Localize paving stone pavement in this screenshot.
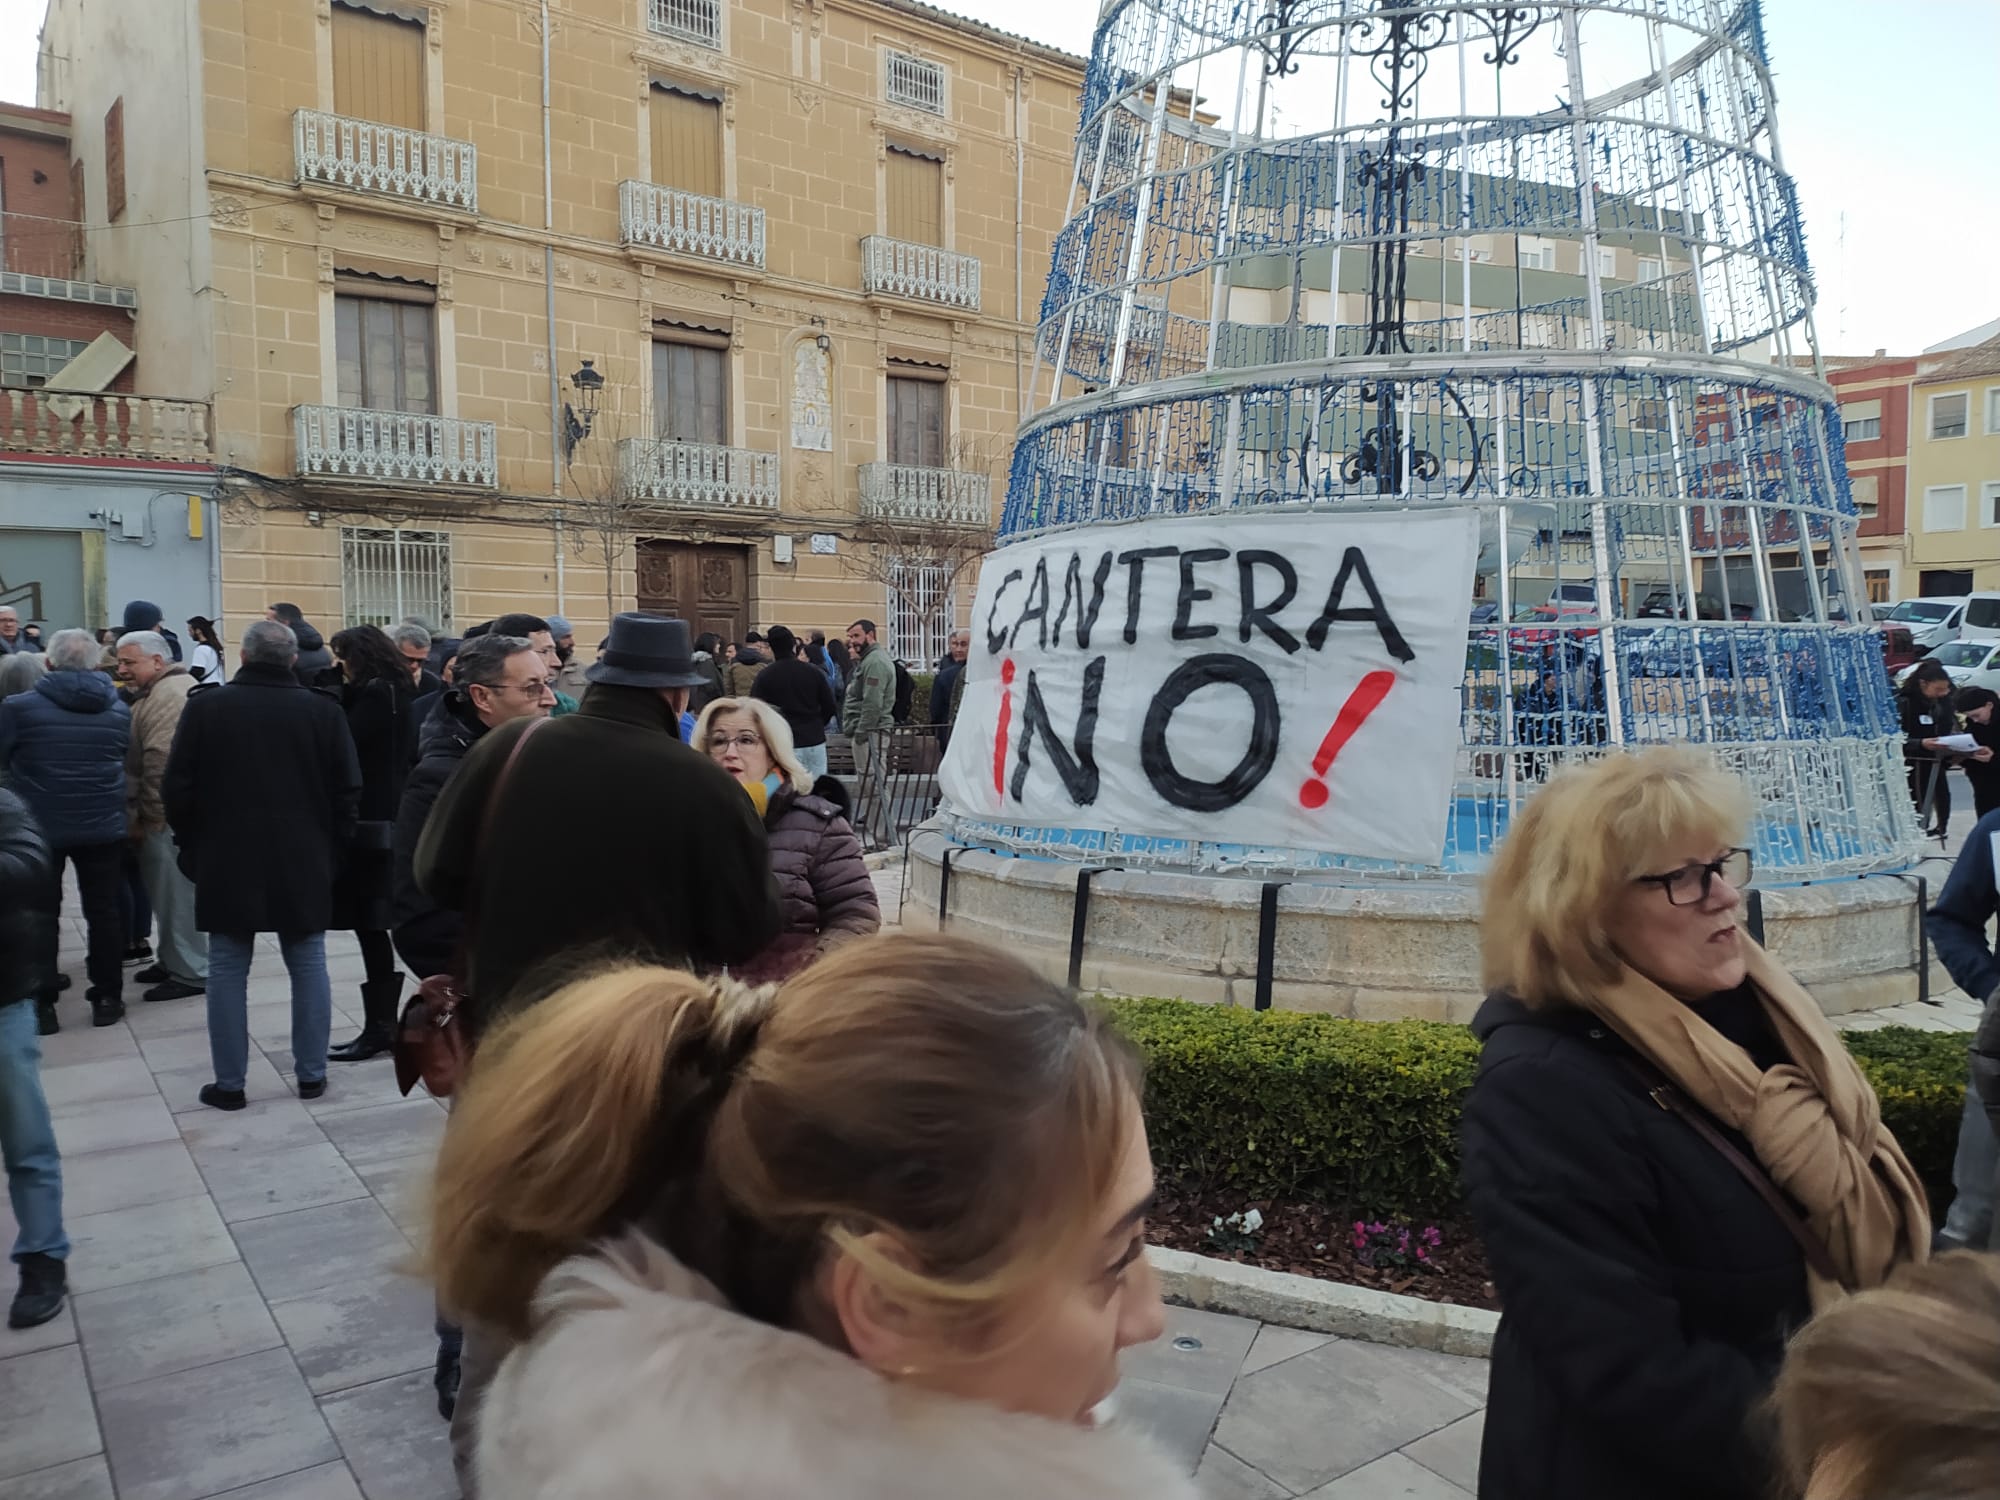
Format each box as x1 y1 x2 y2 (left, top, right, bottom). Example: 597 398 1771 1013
1 919 1487 1500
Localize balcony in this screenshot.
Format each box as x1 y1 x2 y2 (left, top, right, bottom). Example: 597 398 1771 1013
617 437 779 511
859 462 991 527
618 181 765 270
0 390 212 463
861 237 980 312
294 110 477 214
294 405 496 489
648 0 721 47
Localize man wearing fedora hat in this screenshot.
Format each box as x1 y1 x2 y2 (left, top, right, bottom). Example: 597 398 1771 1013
415 612 778 1041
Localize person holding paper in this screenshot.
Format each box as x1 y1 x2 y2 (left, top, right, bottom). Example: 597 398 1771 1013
1956 687 2000 822
1900 660 1988 842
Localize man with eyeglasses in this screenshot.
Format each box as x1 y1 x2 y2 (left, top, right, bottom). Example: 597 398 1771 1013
1925 810 2000 1251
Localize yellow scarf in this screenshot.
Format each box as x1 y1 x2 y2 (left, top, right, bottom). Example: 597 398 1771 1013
1584 942 1930 1306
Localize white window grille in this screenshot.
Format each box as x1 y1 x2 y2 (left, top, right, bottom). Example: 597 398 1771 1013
0 333 90 387
341 526 452 629
648 0 721 48
887 561 954 671
884 50 946 115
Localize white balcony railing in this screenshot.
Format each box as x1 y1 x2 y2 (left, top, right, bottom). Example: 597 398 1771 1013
861 236 980 312
294 110 477 212
0 390 212 463
294 405 497 488
859 462 991 527
617 437 780 510
618 181 765 269
648 0 721 47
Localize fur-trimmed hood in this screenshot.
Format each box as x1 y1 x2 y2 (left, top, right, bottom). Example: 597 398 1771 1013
476 1235 1199 1500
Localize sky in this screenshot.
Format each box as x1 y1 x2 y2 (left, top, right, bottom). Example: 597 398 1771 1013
0 0 1991 356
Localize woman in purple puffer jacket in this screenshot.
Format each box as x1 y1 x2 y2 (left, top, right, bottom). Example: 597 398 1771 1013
694 697 879 983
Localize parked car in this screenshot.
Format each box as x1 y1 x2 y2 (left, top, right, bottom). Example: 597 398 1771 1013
1884 596 1967 654
1893 637 2000 691
1878 624 1920 677
1956 593 2000 643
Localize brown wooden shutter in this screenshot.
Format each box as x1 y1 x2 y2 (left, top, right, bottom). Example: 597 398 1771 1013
652 86 722 199
885 147 942 245
887 373 946 467
332 2 426 130
653 338 728 445
103 97 126 223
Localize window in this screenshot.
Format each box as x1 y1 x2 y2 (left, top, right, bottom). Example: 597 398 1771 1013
1631 397 1669 431
651 84 722 199
1864 568 1892 605
884 50 946 115
1517 237 1556 272
887 367 946 468
1849 473 1878 518
1923 484 1968 532
1583 245 1615 279
1987 387 2000 435
332 0 425 130
648 0 720 49
885 145 943 245
652 332 728 446
335 278 437 413
1841 398 1882 443
0 333 89 386
103 96 126 223
1985 481 2000 529
1930 392 1969 440
1636 255 1664 283
341 526 451 629
887 560 953 669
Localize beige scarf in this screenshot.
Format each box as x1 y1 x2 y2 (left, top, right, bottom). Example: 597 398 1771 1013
1585 942 1930 1306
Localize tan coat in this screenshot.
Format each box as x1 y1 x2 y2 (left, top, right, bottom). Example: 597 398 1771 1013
126 667 197 835
476 1234 1198 1500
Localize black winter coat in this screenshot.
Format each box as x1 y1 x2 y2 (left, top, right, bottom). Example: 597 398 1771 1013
415 684 780 1034
1899 686 1956 765
1461 992 1809 1500
390 690 489 979
750 657 837 749
331 675 416 932
0 786 54 1007
163 663 362 935
734 783 879 984
0 671 131 848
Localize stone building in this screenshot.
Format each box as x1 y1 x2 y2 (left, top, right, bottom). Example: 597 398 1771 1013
36 0 1086 657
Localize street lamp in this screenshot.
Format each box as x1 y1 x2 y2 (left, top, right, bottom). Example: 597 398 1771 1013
562 358 605 461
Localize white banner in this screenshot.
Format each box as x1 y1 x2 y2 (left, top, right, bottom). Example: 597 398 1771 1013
938 509 1480 864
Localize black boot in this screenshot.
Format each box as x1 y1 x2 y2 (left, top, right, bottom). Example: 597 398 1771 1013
86 987 125 1028
35 997 58 1036
9 1252 67 1330
329 973 404 1063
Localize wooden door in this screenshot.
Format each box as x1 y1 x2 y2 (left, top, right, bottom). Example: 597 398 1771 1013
635 540 747 646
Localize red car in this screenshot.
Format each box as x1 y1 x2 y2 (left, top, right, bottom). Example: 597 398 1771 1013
1879 624 1918 676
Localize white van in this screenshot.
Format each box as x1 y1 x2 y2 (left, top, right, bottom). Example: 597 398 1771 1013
1956 593 2000 643
1884 596 1967 653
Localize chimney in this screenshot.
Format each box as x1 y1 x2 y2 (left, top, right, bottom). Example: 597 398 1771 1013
1875 347 1886 357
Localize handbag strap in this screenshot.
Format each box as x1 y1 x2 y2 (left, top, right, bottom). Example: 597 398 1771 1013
1614 1052 1844 1286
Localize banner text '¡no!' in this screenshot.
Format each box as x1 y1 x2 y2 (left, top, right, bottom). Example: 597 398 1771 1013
984 543 1417 815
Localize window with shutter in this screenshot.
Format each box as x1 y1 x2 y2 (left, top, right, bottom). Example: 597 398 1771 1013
653 335 729 445
885 147 943 245
887 372 946 468
651 86 722 199
335 280 437 414
332 1 426 130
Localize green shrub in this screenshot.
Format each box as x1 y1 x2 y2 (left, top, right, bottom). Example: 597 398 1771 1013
1110 997 1970 1217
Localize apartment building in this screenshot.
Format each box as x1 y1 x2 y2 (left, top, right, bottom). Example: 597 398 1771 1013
1906 335 2000 595
37 0 1085 657
1824 353 1916 603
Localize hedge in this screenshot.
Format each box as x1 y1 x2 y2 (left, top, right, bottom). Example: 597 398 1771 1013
1109 998 1970 1217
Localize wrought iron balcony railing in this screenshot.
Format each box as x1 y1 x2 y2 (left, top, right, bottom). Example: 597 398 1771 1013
648 0 721 47
294 405 497 488
0 390 212 463
617 437 780 510
618 181 765 269
859 461 991 527
860 236 980 312
294 110 477 213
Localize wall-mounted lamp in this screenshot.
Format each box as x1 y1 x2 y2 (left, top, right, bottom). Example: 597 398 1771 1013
815 333 830 353
562 358 605 461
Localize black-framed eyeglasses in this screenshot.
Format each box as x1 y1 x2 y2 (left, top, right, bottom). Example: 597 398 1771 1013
1635 848 1752 907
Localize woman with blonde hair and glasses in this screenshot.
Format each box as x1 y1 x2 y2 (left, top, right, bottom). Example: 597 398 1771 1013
695 695 878 983
1462 747 1930 1500
429 934 1185 1499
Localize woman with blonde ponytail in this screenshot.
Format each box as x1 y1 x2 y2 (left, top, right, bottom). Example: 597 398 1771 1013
429 932 1187 1500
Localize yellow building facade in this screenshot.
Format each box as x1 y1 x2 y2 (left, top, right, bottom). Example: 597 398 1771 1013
40 0 1086 657
1905 338 2000 593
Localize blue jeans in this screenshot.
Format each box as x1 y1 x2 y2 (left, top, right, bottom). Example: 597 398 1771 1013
0 1000 66 1262
1942 1083 1997 1247
207 932 331 1092
795 742 828 779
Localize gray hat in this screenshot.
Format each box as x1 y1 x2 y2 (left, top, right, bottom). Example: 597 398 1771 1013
585 613 708 690
546 614 573 638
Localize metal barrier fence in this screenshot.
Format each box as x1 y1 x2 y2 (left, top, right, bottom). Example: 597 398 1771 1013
828 722 951 852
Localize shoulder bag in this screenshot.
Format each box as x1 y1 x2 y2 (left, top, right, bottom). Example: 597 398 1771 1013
393 716 549 1099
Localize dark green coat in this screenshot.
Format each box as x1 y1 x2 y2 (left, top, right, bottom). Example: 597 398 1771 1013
414 683 780 1035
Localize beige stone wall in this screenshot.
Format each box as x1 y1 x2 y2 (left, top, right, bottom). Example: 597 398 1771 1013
154 0 1090 636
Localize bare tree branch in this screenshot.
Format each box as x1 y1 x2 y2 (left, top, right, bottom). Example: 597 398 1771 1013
840 432 998 660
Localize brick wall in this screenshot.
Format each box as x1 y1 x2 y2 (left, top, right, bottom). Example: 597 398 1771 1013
0 112 82 279
0 292 138 391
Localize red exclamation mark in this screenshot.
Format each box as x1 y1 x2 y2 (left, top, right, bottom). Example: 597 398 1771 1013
1299 670 1396 810
993 658 1016 797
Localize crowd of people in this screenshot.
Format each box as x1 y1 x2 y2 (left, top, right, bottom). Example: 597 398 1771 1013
5 608 1999 1496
